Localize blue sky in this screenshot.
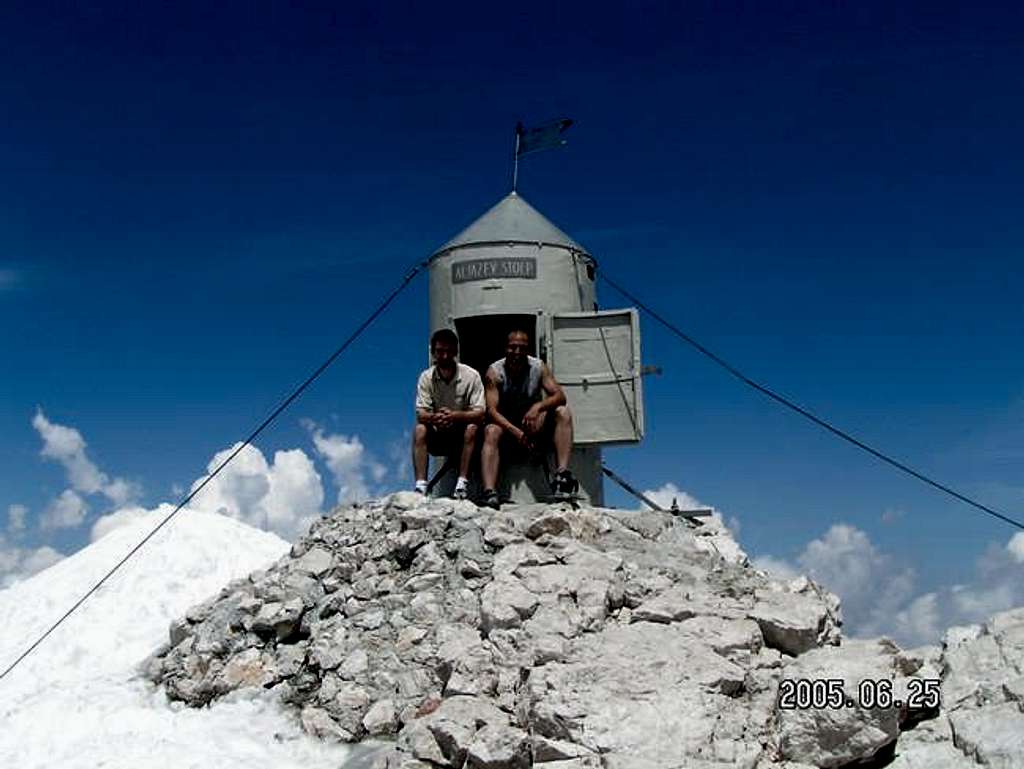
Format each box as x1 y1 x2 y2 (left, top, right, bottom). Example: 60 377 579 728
2 2 1023 644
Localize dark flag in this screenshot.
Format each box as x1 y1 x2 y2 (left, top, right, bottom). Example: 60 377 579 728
516 118 574 156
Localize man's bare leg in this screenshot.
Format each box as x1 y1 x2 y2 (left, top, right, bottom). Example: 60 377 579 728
459 423 479 480
481 423 503 490
412 423 429 483
552 405 574 472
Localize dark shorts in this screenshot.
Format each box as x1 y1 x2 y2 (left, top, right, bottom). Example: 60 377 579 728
496 408 557 458
426 424 469 457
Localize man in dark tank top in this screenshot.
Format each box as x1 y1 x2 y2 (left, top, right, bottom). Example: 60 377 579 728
480 328 577 508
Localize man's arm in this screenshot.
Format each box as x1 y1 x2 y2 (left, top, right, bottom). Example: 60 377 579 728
485 368 519 433
536 363 567 411
522 363 567 432
415 371 436 425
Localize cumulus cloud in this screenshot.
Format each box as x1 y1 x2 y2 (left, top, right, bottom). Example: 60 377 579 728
186 443 324 540
640 482 740 535
7 504 27 533
389 432 412 489
91 444 326 543
1008 532 1024 563
755 524 917 640
306 421 386 504
889 593 941 645
32 409 140 507
750 554 800 582
40 489 89 530
798 525 916 638
641 482 704 512
755 523 1024 647
0 535 65 589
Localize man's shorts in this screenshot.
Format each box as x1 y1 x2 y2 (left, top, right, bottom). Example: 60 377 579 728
426 424 469 457
497 408 557 459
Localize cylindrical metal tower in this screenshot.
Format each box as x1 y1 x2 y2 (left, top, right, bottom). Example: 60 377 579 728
428 192 644 504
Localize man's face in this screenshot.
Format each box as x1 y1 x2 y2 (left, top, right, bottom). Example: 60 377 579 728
505 331 529 371
432 340 457 372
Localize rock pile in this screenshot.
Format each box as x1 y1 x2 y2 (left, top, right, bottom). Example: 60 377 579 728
144 494 1024 768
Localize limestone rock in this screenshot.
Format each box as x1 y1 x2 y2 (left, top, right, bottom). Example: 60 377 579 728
251 597 304 642
775 639 900 767
465 723 531 768
294 546 335 576
749 588 832 656
145 494 1024 769
480 576 539 633
363 698 399 736
525 512 571 540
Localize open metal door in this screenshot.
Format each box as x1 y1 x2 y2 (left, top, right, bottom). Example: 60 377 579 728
546 309 644 445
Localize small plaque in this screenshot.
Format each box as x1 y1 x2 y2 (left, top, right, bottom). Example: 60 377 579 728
452 257 537 284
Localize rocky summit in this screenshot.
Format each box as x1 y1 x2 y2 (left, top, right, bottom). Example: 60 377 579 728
144 494 1024 768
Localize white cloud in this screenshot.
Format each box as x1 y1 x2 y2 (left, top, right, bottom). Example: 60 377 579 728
306 421 385 505
797 524 917 639
752 554 801 582
640 481 740 537
389 432 412 489
32 409 140 506
260 449 326 534
754 522 1024 647
641 482 704 513
881 508 906 524
186 443 324 540
1008 532 1024 563
0 534 65 588
889 592 941 645
41 490 89 530
91 446 326 543
7 504 27 533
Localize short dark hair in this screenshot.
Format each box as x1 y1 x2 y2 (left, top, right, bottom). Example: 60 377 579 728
431 328 459 351
507 327 530 343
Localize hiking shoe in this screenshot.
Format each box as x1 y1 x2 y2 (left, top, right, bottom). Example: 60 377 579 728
452 486 469 501
551 470 579 496
481 489 501 510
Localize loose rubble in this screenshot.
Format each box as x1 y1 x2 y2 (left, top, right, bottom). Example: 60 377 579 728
145 494 1024 768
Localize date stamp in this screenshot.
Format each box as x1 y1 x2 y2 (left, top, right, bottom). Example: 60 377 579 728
778 678 941 710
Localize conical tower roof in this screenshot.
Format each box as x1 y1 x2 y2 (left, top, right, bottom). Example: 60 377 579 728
432 192 588 257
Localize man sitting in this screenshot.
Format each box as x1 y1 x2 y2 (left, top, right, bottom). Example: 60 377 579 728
480 328 578 509
412 329 484 500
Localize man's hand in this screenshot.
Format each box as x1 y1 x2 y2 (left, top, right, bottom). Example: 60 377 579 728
522 403 544 433
512 426 533 449
434 408 454 430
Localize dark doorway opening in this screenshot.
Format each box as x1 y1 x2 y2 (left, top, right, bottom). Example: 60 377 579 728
454 313 538 379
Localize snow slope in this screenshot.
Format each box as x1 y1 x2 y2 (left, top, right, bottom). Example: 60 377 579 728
0 508 354 768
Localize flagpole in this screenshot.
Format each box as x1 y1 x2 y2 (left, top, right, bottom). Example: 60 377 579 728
512 123 522 192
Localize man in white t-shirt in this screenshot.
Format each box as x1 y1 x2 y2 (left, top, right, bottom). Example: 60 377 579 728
412 328 485 499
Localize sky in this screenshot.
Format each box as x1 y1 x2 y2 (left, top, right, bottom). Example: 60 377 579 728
2 1 1024 646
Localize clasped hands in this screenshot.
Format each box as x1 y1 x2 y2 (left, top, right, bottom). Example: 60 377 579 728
430 407 457 430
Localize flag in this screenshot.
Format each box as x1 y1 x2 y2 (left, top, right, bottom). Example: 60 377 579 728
516 118 573 156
